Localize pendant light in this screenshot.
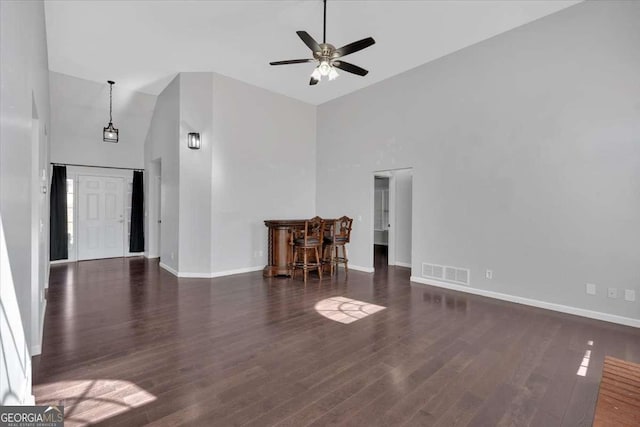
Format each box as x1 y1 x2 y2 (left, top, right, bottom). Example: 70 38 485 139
103 80 119 143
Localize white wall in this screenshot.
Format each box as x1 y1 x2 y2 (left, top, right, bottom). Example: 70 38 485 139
144 72 316 277
317 1 640 321
50 71 155 169
145 76 180 272
178 73 213 275
210 73 316 274
0 0 50 404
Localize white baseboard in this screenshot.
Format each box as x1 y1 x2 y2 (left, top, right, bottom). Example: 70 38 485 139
410 276 640 329
349 264 375 273
159 262 179 276
210 266 263 278
30 299 47 357
177 271 215 278
49 259 73 265
144 253 159 259
52 253 145 264
395 261 411 268
15 373 34 406
159 263 263 279
30 345 41 356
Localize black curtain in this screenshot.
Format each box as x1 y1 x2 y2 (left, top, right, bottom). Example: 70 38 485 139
129 171 145 252
50 165 68 260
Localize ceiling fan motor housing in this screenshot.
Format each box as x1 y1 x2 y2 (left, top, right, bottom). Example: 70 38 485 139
313 44 337 62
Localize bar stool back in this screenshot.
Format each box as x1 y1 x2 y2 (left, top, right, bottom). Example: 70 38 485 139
324 216 353 275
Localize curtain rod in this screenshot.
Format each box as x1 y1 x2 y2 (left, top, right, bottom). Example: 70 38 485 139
51 162 144 172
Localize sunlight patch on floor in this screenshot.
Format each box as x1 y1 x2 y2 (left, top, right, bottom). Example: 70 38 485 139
314 296 386 324
34 379 156 426
577 340 594 376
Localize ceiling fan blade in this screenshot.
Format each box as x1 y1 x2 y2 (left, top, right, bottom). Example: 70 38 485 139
309 76 319 86
334 37 375 57
333 61 368 76
297 31 321 53
269 59 314 66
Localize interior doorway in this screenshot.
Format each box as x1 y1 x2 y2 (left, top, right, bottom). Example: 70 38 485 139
374 176 390 268
372 169 413 270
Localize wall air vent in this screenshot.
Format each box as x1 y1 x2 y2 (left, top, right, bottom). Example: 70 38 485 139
422 262 470 286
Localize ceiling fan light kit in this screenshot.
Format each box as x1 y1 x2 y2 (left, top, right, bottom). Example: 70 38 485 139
269 0 375 86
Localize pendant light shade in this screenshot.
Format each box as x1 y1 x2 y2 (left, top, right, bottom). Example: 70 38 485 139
103 80 119 143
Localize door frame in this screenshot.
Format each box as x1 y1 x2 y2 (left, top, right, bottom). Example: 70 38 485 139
145 158 162 260
373 173 394 265
53 166 139 263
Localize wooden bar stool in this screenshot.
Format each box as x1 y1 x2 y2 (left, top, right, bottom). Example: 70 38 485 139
290 216 324 283
323 216 353 276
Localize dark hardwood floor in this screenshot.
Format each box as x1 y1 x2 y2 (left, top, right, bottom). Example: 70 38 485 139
34 257 640 426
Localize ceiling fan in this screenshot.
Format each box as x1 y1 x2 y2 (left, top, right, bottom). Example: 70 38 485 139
269 0 375 85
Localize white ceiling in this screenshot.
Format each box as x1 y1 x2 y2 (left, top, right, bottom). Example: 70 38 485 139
44 0 580 105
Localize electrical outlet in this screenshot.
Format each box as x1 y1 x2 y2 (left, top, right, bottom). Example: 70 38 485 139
624 289 636 302
485 269 493 280
586 283 596 295
171 252 175 260
258 250 263 257
607 287 617 299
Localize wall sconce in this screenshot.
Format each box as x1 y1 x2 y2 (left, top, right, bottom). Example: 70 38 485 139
187 132 201 150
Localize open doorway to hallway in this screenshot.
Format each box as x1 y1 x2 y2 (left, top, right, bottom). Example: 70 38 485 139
372 169 412 271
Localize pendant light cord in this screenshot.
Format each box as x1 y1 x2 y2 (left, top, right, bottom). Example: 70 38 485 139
109 82 113 124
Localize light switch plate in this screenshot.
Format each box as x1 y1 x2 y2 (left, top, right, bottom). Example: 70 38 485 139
586 283 596 295
485 269 493 280
607 287 617 298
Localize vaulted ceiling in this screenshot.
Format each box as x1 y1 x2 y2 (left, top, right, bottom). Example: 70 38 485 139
44 0 580 105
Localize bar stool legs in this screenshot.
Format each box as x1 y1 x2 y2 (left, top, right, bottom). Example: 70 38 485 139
292 246 323 283
322 242 349 277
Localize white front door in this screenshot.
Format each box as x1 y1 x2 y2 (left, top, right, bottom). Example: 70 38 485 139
78 175 125 260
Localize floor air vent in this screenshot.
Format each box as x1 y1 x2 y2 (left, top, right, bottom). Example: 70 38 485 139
422 262 470 286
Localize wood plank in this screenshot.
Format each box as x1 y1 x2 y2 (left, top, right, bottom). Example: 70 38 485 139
593 356 640 427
